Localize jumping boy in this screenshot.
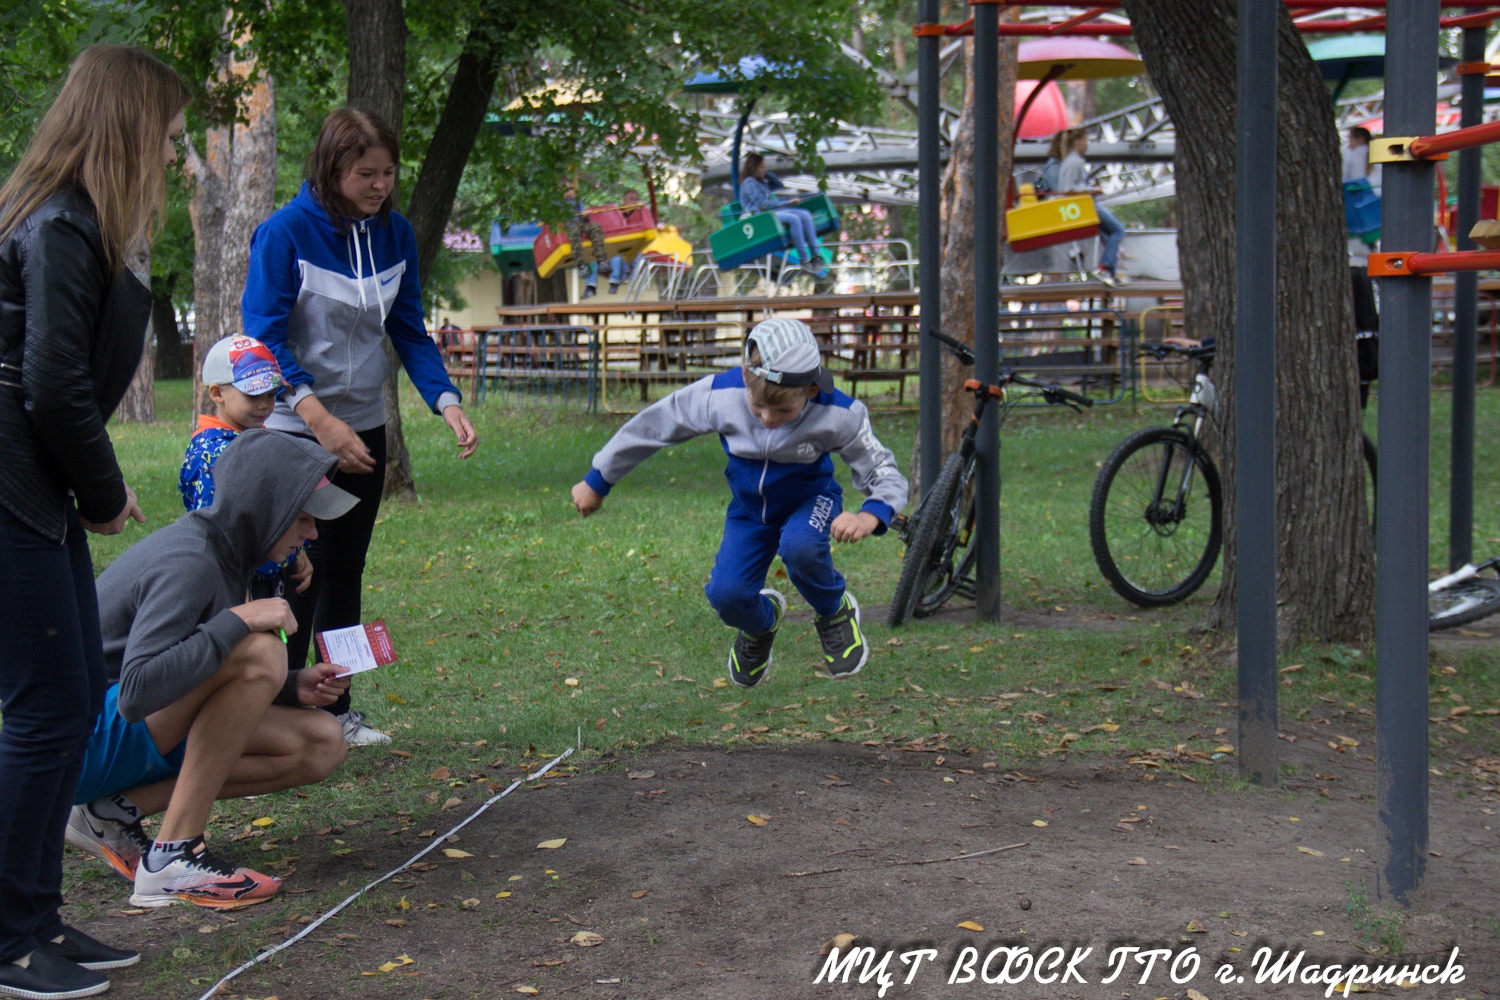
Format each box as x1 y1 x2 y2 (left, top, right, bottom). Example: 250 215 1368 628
181 334 311 600
571 318 907 685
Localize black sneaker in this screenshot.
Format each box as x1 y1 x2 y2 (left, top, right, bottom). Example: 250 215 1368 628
49 927 138 971
728 589 786 688
0 944 109 999
581 286 597 299
608 282 620 294
815 592 868 679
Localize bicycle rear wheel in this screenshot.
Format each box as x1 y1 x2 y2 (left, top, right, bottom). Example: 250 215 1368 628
1429 576 1500 631
1089 425 1222 607
887 452 969 627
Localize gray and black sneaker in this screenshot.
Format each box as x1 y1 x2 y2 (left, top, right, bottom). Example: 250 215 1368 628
815 592 868 679
728 589 786 688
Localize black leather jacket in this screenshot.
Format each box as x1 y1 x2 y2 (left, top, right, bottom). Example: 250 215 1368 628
0 189 151 543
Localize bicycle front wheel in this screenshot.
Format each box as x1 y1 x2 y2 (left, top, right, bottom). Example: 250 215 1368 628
1429 576 1500 631
1089 425 1222 607
887 452 969 627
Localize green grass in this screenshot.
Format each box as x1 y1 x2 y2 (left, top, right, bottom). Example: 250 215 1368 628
77 377 1500 991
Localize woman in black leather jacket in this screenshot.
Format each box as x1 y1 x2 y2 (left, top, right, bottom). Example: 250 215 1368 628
0 45 189 998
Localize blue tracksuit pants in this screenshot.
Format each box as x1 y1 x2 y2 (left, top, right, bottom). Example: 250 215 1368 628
705 491 847 634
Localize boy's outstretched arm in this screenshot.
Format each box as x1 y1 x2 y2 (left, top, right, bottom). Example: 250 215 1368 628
576 375 716 510
835 401 911 539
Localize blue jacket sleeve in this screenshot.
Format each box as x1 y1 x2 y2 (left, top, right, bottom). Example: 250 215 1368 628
241 218 314 389
178 431 230 512
740 177 773 215
385 215 462 414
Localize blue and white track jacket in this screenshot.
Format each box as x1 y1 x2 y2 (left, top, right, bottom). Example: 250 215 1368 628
584 368 909 530
242 183 460 435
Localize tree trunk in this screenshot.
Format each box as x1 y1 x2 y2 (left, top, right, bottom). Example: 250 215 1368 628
187 47 277 419
346 0 418 501
1123 0 1375 644
116 243 155 423
405 12 507 288
908 26 1018 487
152 278 189 380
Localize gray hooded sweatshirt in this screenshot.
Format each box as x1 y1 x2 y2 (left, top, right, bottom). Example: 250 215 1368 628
96 430 339 723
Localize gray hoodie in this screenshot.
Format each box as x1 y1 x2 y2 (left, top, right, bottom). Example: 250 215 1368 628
96 430 338 722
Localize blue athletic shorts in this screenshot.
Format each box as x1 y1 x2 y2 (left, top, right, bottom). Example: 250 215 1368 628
73 684 186 805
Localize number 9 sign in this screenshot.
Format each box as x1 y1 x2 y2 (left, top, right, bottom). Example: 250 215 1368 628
742 223 755 238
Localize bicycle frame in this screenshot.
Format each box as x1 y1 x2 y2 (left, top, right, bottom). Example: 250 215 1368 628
1147 347 1217 527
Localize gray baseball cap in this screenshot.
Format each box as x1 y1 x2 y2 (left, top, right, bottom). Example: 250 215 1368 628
302 476 360 520
744 317 833 393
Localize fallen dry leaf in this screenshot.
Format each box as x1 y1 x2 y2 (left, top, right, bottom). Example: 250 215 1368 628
570 931 604 947
712 677 728 688
631 890 648 899
1127 857 1148 865
442 849 473 859
377 954 414 973
385 919 405 927
956 920 984 932
251 817 274 828
746 814 769 827
496 892 512 898
1297 846 1326 857
441 796 463 810
821 932 858 954
461 898 480 909
515 988 539 995
718 701 748 713
1187 990 1211 1000
536 838 567 850
389 749 414 759
1031 820 1048 827
427 767 450 781
626 771 655 780
1185 919 1206 933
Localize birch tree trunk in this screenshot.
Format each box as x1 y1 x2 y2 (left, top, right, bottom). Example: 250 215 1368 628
186 47 277 419
1122 0 1375 644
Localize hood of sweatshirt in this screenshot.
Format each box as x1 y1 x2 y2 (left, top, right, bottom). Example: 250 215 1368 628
196 428 339 575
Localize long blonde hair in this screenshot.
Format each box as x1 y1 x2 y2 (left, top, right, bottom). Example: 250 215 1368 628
0 44 191 273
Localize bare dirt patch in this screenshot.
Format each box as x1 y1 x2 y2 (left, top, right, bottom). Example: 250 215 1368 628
73 741 1499 999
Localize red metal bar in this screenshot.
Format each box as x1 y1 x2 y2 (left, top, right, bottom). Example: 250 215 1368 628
1444 8 1500 27
1048 5 1113 31
996 22 1132 34
1409 119 1500 159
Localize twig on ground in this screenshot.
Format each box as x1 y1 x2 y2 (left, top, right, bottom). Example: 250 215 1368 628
885 842 1028 866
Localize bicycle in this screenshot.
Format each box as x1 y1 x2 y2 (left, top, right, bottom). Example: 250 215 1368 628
887 329 1093 627
1429 506 1500 630
1088 341 1377 608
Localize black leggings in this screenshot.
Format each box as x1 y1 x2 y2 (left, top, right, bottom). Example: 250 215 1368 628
287 425 387 716
0 504 105 960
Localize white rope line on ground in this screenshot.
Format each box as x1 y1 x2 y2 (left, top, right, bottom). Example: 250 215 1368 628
192 745 576 1000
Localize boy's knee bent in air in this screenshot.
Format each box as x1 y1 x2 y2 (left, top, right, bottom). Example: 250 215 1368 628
227 631 289 690
704 575 773 632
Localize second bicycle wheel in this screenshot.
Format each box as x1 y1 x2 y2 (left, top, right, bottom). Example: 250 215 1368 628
1429 576 1500 631
1089 425 1223 607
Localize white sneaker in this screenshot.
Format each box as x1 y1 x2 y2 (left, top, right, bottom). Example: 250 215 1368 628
130 837 280 909
338 710 391 746
66 801 151 882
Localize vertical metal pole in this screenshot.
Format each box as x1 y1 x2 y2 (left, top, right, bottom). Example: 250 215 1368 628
1235 0 1278 786
1450 26 1484 571
972 0 1001 620
918 0 944 495
1377 0 1438 904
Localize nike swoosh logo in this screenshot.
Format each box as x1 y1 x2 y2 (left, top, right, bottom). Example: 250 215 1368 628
380 274 397 286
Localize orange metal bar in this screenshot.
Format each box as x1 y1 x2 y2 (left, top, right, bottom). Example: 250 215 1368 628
1370 249 1500 276
1456 60 1494 74
1048 5 1112 31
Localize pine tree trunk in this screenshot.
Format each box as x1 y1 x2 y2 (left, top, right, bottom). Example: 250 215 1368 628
187 47 276 419
346 0 418 502
153 280 189 380
908 27 1017 487
116 244 155 423
1123 0 1375 644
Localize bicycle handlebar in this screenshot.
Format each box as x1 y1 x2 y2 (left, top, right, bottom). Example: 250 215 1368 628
1140 341 1216 363
927 329 1093 408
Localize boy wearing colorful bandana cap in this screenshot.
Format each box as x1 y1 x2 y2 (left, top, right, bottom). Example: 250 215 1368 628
180 335 310 600
571 317 908 686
